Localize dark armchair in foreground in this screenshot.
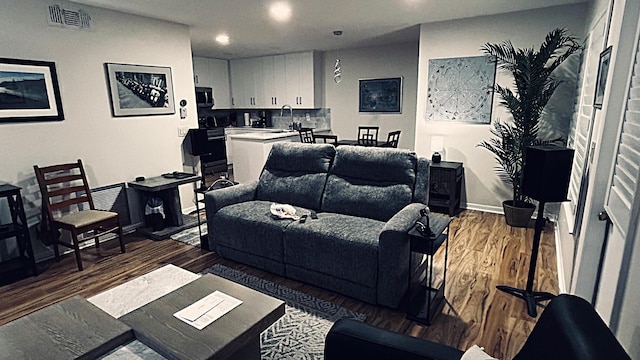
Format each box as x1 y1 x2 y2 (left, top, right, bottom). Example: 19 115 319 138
325 294 631 360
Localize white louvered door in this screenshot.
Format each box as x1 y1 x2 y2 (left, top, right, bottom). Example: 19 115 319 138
605 36 640 236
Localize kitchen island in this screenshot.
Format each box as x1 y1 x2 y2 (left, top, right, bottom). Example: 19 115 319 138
228 128 330 183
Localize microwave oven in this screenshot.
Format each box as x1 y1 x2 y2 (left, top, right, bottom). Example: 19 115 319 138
195 87 213 107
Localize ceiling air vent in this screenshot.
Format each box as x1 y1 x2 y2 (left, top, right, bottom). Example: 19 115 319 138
47 4 92 29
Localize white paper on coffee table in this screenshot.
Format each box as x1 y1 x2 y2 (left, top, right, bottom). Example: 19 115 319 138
173 290 243 330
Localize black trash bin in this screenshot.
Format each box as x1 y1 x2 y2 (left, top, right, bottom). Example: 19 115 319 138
145 197 165 231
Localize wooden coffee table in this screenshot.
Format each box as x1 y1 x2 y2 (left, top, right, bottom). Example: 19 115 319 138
119 273 285 360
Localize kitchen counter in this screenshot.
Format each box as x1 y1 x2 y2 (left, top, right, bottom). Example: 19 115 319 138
228 128 331 183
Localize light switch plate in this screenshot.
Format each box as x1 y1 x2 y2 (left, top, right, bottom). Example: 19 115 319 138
178 126 189 137
180 107 187 119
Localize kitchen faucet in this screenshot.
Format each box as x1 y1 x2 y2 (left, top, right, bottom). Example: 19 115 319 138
281 104 294 130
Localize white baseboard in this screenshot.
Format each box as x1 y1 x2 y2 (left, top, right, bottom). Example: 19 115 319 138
464 203 504 214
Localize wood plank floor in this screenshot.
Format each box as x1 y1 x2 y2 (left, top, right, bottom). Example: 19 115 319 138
0 209 557 359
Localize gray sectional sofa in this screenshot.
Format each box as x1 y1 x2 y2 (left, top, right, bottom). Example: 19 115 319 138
205 142 430 308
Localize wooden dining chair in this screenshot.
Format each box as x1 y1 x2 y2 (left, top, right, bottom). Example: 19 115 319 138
298 128 315 143
314 134 338 145
379 130 401 148
357 126 379 146
33 159 125 271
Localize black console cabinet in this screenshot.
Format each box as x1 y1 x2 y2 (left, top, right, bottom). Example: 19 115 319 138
429 161 463 216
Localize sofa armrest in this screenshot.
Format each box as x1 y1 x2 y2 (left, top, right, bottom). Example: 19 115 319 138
325 319 463 360
204 181 258 215
377 202 426 308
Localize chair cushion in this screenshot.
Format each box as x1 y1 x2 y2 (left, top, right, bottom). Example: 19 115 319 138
321 146 417 221
256 143 335 210
56 210 118 228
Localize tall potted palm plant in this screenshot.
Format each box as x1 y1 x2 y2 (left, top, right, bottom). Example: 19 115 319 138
479 28 581 227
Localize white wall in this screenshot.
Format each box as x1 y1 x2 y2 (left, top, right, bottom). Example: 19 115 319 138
0 0 198 258
322 43 419 150
415 4 587 212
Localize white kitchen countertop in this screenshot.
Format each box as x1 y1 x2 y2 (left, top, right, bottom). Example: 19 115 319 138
227 127 331 141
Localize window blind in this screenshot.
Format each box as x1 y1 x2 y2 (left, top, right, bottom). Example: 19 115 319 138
567 31 602 231
606 36 640 235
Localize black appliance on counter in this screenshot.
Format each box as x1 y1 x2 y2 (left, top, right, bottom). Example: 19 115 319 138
254 110 272 128
187 128 227 186
198 115 231 128
195 87 213 107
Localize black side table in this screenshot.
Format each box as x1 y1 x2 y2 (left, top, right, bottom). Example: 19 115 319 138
406 212 451 325
429 161 463 216
0 184 37 277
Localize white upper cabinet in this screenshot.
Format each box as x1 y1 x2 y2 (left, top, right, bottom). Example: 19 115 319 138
284 52 323 108
230 51 322 109
192 57 232 108
208 59 231 109
262 55 286 108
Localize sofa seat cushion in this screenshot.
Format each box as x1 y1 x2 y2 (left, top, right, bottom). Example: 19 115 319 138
212 200 310 262
256 143 335 210
322 146 418 222
283 212 385 288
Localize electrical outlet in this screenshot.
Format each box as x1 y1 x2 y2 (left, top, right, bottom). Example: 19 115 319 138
178 126 189 137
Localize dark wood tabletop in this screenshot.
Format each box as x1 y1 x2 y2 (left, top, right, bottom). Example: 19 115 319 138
119 274 285 360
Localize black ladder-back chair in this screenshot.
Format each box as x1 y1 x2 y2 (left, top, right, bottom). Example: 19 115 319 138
33 159 126 271
379 130 401 148
298 128 315 143
357 126 379 146
314 134 339 145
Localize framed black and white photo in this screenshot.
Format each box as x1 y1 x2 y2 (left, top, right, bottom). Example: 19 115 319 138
0 58 64 122
106 63 175 117
594 46 613 109
359 77 402 113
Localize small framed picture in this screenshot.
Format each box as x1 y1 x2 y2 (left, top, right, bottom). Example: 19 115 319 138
359 77 402 113
594 46 613 109
106 63 175 117
0 58 64 122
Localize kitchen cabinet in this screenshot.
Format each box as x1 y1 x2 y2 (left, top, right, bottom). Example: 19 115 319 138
192 57 232 108
230 58 262 108
229 51 323 109
284 52 322 108
262 55 286 107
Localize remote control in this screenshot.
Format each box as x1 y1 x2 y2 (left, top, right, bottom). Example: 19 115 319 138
299 215 308 223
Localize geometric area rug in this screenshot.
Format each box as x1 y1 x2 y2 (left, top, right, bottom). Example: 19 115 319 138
202 264 366 360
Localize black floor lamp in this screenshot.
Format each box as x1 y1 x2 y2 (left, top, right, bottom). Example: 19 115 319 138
497 145 574 317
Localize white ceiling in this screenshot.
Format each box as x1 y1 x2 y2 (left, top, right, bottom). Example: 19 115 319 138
69 0 587 59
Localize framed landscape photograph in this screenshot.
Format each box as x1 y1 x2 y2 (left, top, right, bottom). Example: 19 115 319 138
106 63 175 117
0 58 64 122
359 77 402 113
594 46 613 109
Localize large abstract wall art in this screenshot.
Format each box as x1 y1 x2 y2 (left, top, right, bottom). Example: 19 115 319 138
426 55 496 124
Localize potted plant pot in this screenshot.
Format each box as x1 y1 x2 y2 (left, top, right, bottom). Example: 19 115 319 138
502 200 536 227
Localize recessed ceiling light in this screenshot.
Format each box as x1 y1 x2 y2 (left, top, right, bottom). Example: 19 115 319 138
215 34 230 45
269 1 292 23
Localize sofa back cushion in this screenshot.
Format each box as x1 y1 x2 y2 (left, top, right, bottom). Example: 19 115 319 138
321 146 418 221
256 142 335 210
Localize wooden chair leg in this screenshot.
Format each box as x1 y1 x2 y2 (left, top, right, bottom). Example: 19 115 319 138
94 229 100 249
52 235 60 261
71 230 83 271
118 228 126 254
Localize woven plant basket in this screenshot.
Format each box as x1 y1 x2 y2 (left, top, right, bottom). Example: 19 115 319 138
502 200 536 228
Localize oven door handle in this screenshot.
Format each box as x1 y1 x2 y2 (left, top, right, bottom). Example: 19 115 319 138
208 136 225 141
